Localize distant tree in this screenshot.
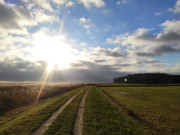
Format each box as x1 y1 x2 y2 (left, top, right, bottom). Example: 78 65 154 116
113 73 180 84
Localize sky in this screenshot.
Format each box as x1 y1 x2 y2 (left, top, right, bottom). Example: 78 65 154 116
0 0 180 83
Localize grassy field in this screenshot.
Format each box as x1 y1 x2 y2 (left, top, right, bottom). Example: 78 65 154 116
83 86 155 135
100 86 180 135
0 84 179 135
0 87 84 135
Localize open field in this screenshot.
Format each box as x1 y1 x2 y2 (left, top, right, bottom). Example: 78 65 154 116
100 85 180 135
84 86 145 135
0 84 179 135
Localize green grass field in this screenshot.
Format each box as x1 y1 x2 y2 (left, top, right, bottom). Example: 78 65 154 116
83 86 153 135
0 85 179 135
100 86 180 135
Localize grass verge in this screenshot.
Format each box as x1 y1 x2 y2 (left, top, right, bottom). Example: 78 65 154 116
0 87 84 135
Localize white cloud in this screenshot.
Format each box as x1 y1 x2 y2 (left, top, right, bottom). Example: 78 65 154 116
52 0 67 5
106 33 129 44
80 42 87 45
161 20 180 33
83 24 91 29
0 27 173 81
173 0 180 13
76 46 169 74
0 25 79 63
33 0 53 12
79 17 90 23
22 0 73 10
91 36 94 39
32 9 59 23
122 0 127 4
155 12 161 16
79 46 125 64
108 20 180 47
83 24 95 29
21 0 61 24
0 0 4 4
106 20 180 57
22 0 61 12
0 0 177 82
116 0 127 5
78 0 105 8
117 1 120 5
103 9 112 14
0 2 37 34
79 17 94 31
0 32 29 60
66 1 74 7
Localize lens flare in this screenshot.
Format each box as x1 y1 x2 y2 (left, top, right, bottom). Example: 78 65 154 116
34 69 49 106
34 10 69 106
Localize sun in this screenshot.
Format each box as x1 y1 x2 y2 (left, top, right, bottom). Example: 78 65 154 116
46 63 54 73
33 35 76 72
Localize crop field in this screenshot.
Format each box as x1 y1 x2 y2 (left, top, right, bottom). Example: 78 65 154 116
0 84 179 135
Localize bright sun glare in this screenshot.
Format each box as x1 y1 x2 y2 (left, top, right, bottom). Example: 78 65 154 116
33 35 76 72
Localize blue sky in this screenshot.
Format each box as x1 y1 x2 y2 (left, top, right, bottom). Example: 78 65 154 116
0 0 180 82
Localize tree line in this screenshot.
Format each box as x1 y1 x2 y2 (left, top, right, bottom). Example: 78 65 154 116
113 73 180 84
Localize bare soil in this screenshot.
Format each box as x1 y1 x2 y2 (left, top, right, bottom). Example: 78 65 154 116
74 88 89 135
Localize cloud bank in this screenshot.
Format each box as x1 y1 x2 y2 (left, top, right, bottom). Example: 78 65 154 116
0 0 179 83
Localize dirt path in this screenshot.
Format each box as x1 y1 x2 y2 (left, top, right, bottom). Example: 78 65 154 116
31 90 83 135
74 88 89 135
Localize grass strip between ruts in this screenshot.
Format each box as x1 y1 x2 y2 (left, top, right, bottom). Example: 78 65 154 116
44 88 87 135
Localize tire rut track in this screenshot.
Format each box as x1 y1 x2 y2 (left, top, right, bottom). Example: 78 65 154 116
31 89 83 135
74 87 89 135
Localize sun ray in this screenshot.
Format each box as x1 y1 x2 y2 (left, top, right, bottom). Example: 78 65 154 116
34 69 49 106
34 10 70 105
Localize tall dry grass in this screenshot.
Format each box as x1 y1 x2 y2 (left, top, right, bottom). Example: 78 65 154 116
0 84 84 115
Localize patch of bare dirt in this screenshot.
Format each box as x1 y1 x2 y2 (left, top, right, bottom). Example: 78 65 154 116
74 88 89 135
